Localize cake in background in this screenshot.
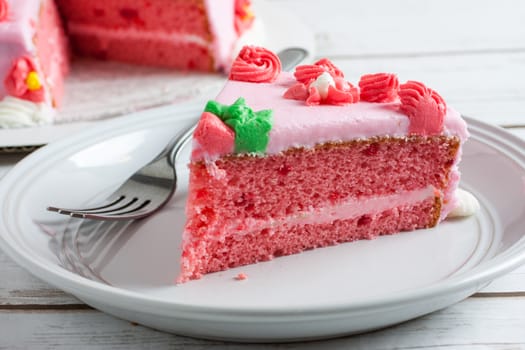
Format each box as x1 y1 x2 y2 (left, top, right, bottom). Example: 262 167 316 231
0 0 69 127
179 46 472 283
0 0 255 128
54 0 254 71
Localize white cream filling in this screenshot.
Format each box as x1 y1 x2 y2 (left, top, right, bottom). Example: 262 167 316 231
0 96 54 128
218 186 437 236
67 22 211 49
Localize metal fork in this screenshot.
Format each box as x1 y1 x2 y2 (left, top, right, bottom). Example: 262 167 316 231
46 47 308 220
47 124 195 220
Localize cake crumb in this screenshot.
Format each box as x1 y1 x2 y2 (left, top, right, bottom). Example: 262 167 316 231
235 273 248 281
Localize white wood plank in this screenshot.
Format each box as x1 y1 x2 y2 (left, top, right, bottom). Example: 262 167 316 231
269 0 525 56
0 297 524 349
0 251 80 306
481 264 525 294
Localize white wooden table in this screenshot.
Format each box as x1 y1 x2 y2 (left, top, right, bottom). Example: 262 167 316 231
1 0 525 348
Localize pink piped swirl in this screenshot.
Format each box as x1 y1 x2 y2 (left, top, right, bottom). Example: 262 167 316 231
359 73 399 102
398 80 446 135
284 58 358 106
0 0 9 22
4 56 45 103
229 46 282 83
294 58 344 84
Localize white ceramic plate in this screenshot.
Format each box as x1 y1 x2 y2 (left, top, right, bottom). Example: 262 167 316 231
0 0 315 149
1 103 525 342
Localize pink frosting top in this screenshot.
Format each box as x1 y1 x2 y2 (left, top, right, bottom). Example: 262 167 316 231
213 72 468 156
399 80 447 136
0 0 41 99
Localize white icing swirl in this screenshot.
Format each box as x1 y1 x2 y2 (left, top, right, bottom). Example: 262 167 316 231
0 96 54 128
447 189 480 218
310 72 335 99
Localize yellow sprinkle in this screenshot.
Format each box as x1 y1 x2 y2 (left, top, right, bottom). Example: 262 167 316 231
26 71 42 91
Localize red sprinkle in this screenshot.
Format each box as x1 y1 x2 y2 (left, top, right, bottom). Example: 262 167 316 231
230 46 281 83
358 73 399 102
235 273 248 281
398 81 446 135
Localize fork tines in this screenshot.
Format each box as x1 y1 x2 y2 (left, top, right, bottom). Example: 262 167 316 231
47 195 152 219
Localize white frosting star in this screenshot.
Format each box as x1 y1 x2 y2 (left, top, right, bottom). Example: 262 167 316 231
310 72 335 99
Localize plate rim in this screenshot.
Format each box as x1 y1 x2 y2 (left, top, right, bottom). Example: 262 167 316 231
1 103 525 320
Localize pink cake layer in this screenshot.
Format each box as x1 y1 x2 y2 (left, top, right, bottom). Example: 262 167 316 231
180 135 459 282
55 0 211 33
179 196 439 282
66 29 213 70
55 0 238 70
185 136 459 237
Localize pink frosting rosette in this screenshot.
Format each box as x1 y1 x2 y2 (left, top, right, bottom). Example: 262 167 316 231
294 58 344 85
4 56 46 103
358 73 399 103
284 58 359 106
398 80 446 135
229 46 282 83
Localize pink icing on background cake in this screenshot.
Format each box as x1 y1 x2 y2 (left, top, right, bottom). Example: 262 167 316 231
179 46 469 283
0 0 255 127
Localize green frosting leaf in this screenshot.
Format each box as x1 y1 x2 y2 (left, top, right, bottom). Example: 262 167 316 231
203 97 273 154
204 100 226 117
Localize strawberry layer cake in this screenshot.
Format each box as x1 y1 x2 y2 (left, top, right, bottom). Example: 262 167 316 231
0 0 255 127
179 46 470 283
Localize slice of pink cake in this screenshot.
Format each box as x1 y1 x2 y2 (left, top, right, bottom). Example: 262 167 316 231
54 0 254 71
0 0 69 127
178 46 469 283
